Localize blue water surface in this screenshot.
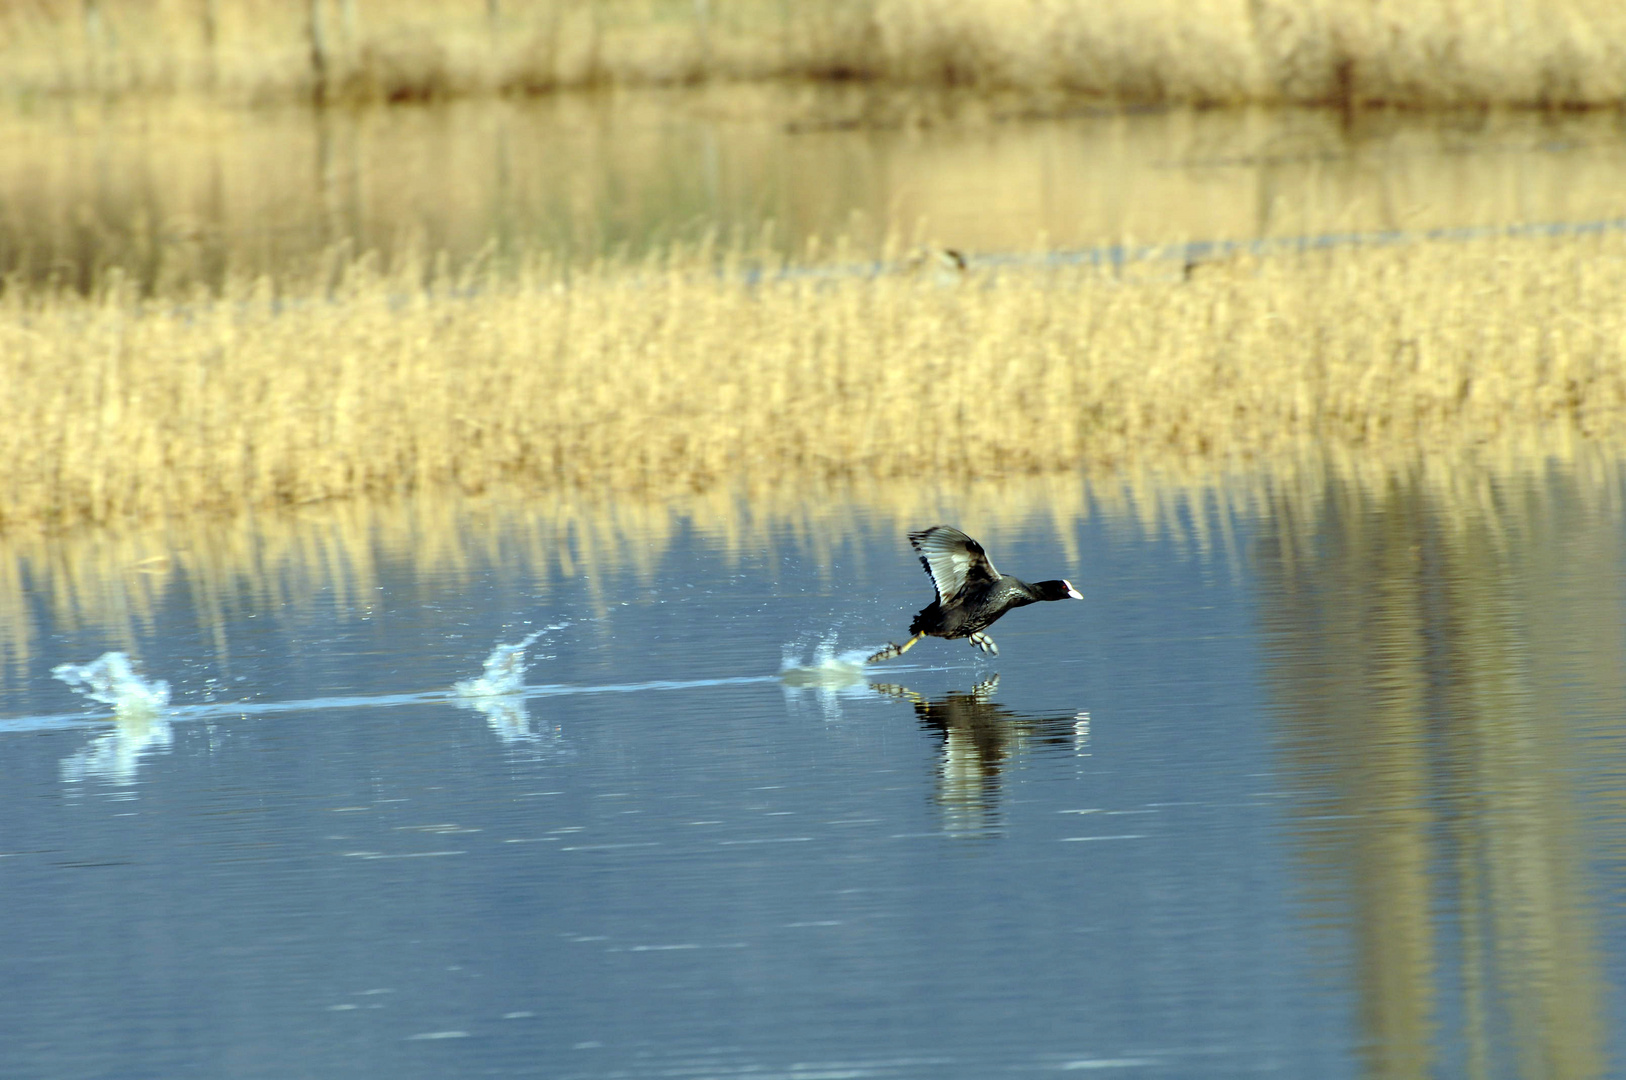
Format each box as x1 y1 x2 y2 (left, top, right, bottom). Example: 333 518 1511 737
1 480 1620 1079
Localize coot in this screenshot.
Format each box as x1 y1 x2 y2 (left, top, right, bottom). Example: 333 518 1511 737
867 526 1082 662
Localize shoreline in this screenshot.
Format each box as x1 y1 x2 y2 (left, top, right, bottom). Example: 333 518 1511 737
6 1 1626 111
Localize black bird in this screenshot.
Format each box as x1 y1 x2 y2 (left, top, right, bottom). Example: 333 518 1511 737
867 526 1082 662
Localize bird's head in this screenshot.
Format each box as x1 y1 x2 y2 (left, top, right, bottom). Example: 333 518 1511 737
1035 579 1084 601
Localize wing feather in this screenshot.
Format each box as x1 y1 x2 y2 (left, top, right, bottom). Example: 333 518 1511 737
908 526 1000 603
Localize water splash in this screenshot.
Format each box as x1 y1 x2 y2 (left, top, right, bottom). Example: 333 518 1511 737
778 632 876 688
779 632 883 721
52 652 174 784
454 626 564 698
453 625 566 744
52 652 171 716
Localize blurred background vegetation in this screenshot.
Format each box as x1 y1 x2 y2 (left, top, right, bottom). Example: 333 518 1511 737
5 0 1626 109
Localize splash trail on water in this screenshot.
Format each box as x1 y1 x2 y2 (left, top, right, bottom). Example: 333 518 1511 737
4 643 785 734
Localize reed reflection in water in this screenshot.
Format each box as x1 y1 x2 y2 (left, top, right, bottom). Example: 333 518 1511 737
1258 459 1626 1078
7 93 1626 296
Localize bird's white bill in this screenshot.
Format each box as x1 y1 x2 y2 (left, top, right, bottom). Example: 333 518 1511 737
1064 579 1083 600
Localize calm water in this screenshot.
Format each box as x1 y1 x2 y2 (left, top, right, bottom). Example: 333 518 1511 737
6 90 1626 293
2 464 1623 1078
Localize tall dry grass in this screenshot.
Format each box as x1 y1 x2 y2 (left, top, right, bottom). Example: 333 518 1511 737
4 230 1626 533
5 0 1626 108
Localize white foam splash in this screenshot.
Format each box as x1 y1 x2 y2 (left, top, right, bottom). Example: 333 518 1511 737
779 633 875 687
52 652 171 716
779 632 882 721
454 628 560 698
453 626 567 744
52 652 174 784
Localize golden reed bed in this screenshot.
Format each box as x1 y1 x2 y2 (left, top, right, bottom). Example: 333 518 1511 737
3 231 1625 532
5 0 1626 108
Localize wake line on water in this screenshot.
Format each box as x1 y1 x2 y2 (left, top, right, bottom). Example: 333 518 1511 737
2 668 782 733
6 630 898 734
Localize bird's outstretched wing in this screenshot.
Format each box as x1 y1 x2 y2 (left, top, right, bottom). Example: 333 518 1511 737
908 526 1000 602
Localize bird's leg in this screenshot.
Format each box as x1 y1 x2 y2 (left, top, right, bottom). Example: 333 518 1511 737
867 633 924 664
967 632 998 656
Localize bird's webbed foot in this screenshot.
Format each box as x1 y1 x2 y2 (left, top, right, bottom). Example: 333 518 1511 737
967 632 998 656
867 633 924 664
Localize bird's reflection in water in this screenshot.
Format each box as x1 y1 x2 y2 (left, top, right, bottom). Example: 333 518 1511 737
874 675 1089 838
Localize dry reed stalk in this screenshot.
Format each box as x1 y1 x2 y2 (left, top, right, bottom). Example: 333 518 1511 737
3 233 1626 532
3 0 1626 107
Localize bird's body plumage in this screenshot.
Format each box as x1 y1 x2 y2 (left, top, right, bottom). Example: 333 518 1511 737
867 526 1081 663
